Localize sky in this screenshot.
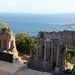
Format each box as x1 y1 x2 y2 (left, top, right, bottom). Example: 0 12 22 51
0 0 75 14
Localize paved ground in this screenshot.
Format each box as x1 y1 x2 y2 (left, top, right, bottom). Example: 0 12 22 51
0 61 52 75
17 69 52 75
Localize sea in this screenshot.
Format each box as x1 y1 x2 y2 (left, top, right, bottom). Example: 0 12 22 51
0 13 75 36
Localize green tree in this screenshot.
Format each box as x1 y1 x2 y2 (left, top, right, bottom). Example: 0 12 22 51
0 22 8 29
15 32 37 55
66 49 75 63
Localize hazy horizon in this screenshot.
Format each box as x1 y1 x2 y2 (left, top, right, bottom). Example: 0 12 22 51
0 13 75 36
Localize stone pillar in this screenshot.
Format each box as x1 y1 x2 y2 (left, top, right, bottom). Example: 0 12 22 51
56 45 59 66
43 40 47 68
44 40 46 61
51 41 53 67
35 45 38 60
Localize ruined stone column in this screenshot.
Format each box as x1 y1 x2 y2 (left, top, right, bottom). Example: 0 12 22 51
56 44 59 66
44 40 46 61
35 45 38 60
51 42 53 65
43 40 47 68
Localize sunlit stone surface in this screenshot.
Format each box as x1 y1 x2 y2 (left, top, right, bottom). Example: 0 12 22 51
0 60 27 75
0 25 19 62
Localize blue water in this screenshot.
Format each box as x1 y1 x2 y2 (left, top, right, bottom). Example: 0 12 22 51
0 13 75 36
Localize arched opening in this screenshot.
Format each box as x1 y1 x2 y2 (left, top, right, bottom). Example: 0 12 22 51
3 40 7 50
0 40 1 49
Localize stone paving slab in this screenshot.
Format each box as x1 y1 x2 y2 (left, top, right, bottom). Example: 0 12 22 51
0 61 26 75
17 69 52 75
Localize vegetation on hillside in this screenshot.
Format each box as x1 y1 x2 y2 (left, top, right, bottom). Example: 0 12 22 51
0 22 8 29
15 32 37 56
66 48 75 64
